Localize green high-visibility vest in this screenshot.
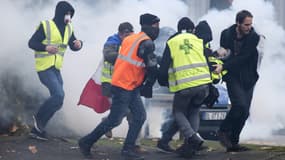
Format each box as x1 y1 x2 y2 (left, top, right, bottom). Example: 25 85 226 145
34 20 73 72
167 33 212 92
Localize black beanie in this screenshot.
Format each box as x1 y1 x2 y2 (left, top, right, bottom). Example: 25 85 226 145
177 17 195 32
140 13 160 26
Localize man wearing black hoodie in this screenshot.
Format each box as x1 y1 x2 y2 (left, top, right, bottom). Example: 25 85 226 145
28 1 82 141
78 13 159 160
214 10 260 152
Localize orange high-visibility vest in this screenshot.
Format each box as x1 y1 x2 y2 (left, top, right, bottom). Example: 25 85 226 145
111 32 150 90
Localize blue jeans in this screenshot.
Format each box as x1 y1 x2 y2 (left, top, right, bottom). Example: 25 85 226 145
35 67 65 131
81 86 146 149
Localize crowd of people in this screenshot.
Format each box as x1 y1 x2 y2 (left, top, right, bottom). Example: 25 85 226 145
28 1 262 160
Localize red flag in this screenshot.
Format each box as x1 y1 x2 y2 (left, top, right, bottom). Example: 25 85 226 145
78 61 111 113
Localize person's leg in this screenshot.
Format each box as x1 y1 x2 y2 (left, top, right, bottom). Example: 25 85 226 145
219 78 253 150
102 97 113 138
126 111 147 153
78 86 131 157
173 89 193 139
121 87 146 160
157 118 178 153
123 87 146 148
175 85 209 158
160 117 179 143
34 67 64 131
186 85 208 145
230 87 254 145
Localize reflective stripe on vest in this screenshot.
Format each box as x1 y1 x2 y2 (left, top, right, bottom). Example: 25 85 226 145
208 56 228 81
101 61 114 83
167 33 212 92
34 20 72 71
117 33 147 68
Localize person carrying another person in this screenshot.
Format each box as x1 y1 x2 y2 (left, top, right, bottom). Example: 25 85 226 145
157 17 212 158
214 10 261 152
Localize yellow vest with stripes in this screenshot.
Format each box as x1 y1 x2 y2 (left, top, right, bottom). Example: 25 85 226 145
167 33 212 92
101 61 113 83
34 20 73 72
208 56 228 83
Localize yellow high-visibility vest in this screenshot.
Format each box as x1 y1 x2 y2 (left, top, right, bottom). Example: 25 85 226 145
34 20 73 72
167 33 212 92
208 56 228 84
101 61 113 83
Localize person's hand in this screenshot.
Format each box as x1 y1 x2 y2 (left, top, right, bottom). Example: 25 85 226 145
45 45 58 54
73 40 82 49
140 83 153 98
213 64 223 74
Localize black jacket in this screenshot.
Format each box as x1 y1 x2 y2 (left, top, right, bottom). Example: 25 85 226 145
220 24 260 89
28 1 81 52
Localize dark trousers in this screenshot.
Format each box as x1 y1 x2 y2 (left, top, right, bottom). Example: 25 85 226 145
35 67 64 130
81 86 146 149
160 85 209 143
220 78 254 145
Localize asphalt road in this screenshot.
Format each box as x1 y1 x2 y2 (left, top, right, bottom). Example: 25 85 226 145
1 135 285 160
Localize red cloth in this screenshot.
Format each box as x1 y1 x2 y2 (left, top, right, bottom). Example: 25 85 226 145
78 61 110 113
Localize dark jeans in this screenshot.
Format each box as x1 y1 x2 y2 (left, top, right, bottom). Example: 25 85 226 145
81 86 146 149
220 78 254 144
35 67 64 131
160 117 178 143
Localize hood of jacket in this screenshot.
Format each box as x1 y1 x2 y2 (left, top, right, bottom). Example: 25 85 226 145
53 1 75 26
195 21 213 45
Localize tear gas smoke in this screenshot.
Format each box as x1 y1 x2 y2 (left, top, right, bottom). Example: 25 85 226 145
1 0 285 144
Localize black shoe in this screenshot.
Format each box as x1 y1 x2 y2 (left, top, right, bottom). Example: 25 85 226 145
187 133 204 150
218 130 233 148
157 140 175 153
134 145 148 154
78 138 93 159
175 143 195 158
227 144 251 152
29 128 48 141
121 148 144 160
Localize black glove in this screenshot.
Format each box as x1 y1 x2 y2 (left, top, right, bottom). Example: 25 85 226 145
140 83 153 98
203 84 219 108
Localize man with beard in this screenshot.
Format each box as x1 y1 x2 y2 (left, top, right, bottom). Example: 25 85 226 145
78 13 160 160
214 10 261 152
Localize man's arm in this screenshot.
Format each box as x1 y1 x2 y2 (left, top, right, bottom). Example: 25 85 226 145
222 33 260 70
137 39 158 86
28 23 46 51
103 44 120 65
158 44 171 87
68 32 82 51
